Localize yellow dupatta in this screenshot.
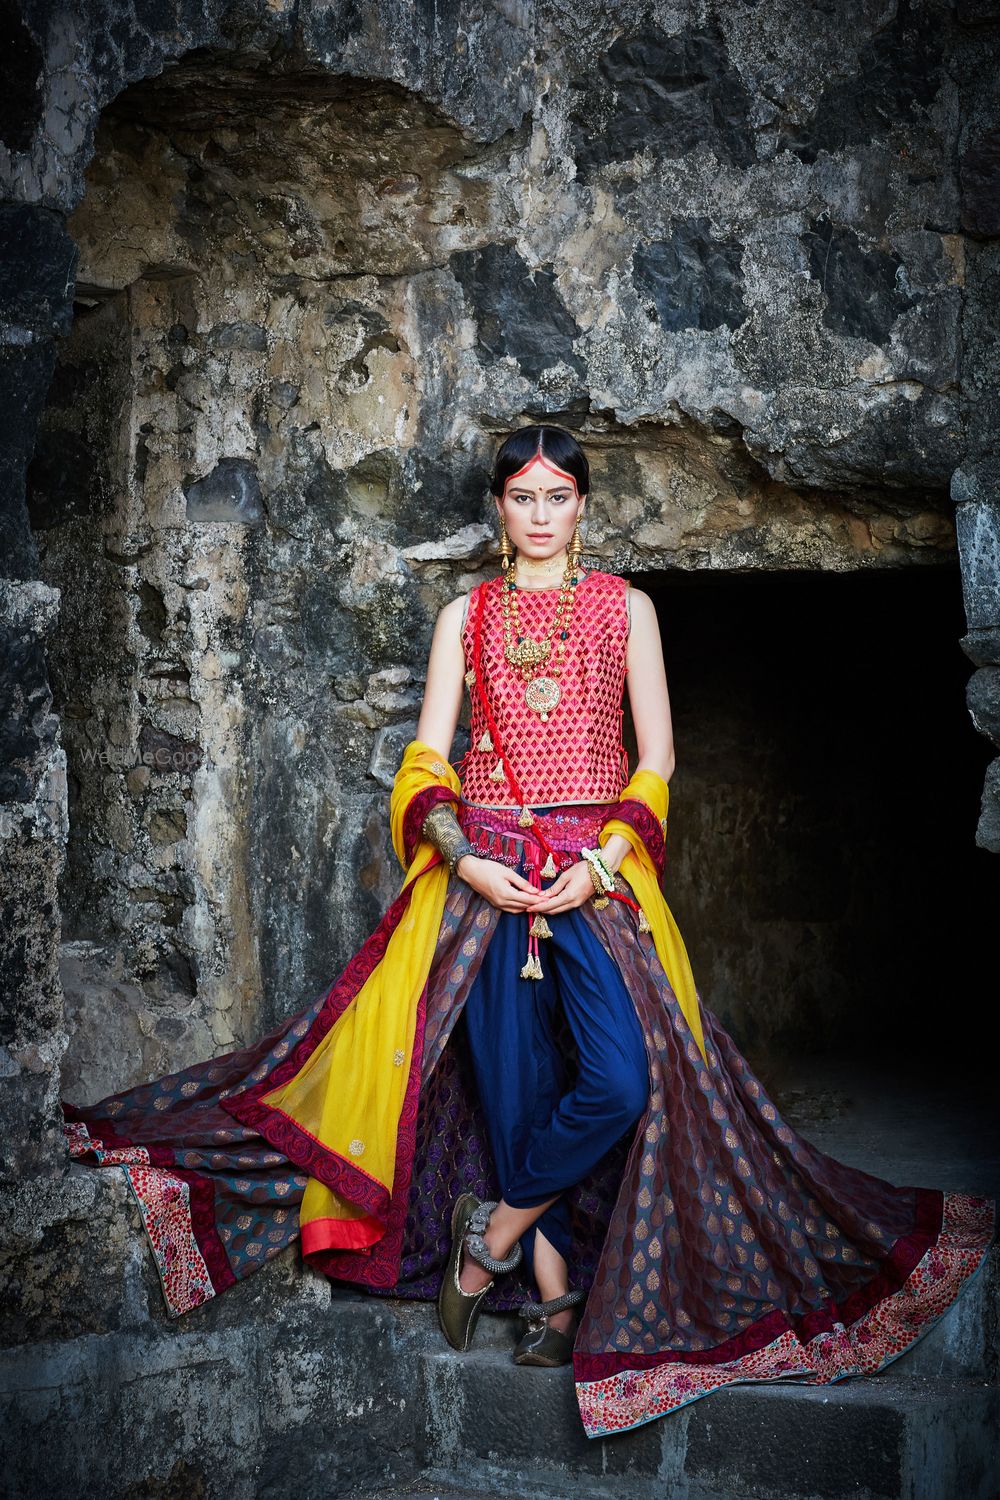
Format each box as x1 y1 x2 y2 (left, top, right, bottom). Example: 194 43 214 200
251 743 703 1262
599 768 708 1067
253 740 459 1258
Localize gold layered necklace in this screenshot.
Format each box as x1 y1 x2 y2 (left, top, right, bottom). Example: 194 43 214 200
501 556 582 722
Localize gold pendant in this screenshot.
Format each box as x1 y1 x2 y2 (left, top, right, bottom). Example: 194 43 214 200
540 853 557 878
517 807 534 827
506 637 551 669
488 759 506 783
464 668 476 688
478 730 494 752
529 914 553 938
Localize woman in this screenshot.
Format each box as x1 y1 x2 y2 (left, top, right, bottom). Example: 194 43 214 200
63 424 995 1440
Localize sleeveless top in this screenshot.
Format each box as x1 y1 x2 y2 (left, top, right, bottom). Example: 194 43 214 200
457 569 632 809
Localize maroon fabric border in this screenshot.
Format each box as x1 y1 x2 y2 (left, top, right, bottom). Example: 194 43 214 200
573 1186 944 1381
612 797 666 883
403 783 458 869
306 969 431 1289
60 1109 237 1298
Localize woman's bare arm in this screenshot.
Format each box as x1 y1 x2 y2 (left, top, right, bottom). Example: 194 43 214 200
625 587 675 783
592 588 674 880
414 596 467 763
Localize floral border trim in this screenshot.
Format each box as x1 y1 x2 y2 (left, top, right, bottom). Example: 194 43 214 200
573 1189 995 1438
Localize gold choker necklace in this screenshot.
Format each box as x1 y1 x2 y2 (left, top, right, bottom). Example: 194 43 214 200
514 549 570 582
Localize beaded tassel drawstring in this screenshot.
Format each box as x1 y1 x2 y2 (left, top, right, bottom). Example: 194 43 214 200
520 841 544 979
466 579 651 981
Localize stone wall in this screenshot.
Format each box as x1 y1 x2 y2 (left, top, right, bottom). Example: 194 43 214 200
1 2 998 1495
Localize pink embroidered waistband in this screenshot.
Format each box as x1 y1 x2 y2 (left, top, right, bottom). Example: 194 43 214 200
456 801 615 875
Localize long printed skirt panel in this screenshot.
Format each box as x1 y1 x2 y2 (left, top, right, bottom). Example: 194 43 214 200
62 804 996 1439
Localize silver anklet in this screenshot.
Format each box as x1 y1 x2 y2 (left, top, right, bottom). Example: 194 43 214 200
464 1199 524 1274
518 1287 586 1328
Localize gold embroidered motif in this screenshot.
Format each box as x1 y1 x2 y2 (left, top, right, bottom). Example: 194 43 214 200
393 1048 405 1066
349 1138 365 1156
430 760 449 777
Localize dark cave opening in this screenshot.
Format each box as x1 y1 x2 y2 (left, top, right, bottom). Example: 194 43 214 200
627 563 998 1072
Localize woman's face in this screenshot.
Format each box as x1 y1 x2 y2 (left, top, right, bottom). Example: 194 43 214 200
495 456 585 563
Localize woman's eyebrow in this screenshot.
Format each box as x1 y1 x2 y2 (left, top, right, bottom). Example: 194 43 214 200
509 483 572 493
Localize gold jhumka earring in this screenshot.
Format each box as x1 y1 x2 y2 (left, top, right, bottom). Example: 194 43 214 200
498 513 513 571
569 514 583 570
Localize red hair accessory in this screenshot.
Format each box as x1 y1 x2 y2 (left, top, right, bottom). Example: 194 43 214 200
503 441 580 501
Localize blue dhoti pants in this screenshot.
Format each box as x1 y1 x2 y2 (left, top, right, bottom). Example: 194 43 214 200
461 868 650 1286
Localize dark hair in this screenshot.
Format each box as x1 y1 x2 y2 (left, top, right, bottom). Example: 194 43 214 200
488 424 590 500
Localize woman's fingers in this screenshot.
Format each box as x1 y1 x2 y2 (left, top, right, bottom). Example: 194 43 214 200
532 863 594 912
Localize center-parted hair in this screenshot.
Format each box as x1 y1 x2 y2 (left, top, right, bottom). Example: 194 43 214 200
488 424 590 499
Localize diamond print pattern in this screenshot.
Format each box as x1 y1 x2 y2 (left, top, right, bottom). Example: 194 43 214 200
459 571 631 807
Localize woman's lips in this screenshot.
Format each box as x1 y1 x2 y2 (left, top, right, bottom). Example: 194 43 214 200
527 533 553 538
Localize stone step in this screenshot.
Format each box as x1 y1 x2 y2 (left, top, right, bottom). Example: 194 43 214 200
420 1344 999 1500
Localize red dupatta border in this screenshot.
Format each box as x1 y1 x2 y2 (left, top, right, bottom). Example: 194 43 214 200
403 783 459 868
305 969 430 1288
612 797 666 883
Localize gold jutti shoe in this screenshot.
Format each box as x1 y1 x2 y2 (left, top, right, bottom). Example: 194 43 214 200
438 1193 523 1353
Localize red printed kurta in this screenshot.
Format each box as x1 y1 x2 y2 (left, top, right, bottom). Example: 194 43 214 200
458 569 631 809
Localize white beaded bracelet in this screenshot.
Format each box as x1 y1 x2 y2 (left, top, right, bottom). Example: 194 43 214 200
580 846 615 893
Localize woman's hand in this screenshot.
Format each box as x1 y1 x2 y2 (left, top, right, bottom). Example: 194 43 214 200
527 860 600 915
456 855 546 913
530 835 631 915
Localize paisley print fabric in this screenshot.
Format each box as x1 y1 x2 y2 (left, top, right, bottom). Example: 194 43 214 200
62 776 995 1437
